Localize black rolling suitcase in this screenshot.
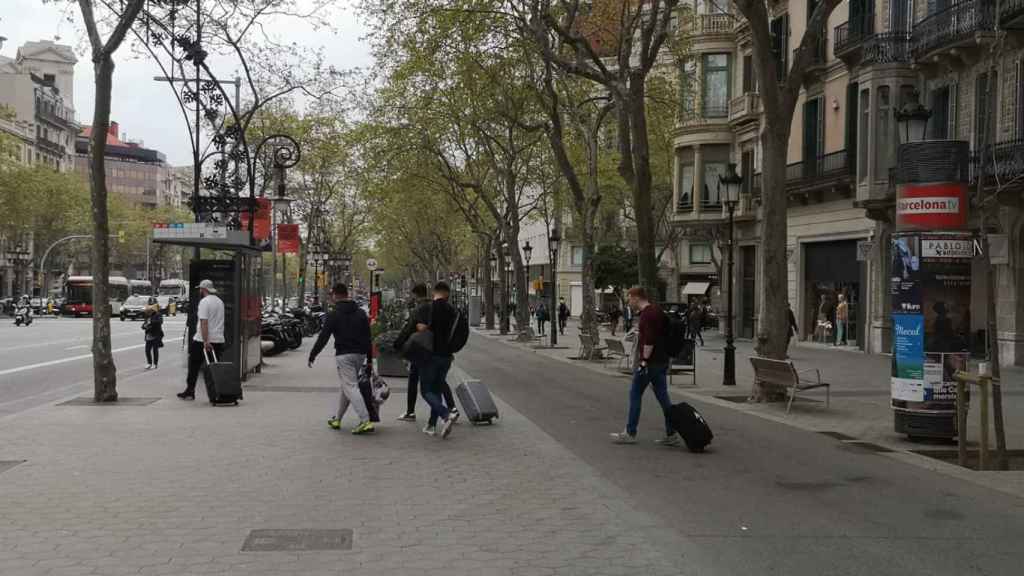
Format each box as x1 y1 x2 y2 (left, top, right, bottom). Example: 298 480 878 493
455 379 498 425
203 348 241 405
670 402 712 452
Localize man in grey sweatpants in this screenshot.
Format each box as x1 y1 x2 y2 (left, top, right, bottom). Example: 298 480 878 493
309 283 375 435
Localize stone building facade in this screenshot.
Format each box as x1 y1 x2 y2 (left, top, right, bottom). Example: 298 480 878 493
670 0 1024 366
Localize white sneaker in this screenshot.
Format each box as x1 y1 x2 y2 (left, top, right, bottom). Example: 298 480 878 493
654 433 682 447
610 431 637 444
144 364 152 371
441 415 456 439
422 425 437 437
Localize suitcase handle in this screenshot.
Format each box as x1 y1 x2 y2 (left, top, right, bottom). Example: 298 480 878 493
202 346 218 364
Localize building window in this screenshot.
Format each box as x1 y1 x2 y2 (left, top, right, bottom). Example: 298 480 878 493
877 86 891 179
570 246 584 266
742 54 756 94
770 14 790 82
702 54 730 118
690 243 713 265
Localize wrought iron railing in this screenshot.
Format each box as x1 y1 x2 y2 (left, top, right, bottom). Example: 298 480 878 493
973 139 1024 184
911 0 995 59
862 33 912 64
35 136 65 156
787 149 853 182
1001 0 1024 23
699 13 734 35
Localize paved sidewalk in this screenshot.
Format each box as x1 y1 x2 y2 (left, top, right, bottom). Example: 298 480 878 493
0 344 690 576
477 318 1024 498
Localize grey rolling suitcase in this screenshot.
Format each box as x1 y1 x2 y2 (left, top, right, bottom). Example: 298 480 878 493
203 348 241 406
455 380 498 425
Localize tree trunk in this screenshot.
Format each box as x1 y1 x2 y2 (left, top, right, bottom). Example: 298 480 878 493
482 246 495 330
626 76 659 293
755 129 790 363
497 247 508 335
90 55 117 402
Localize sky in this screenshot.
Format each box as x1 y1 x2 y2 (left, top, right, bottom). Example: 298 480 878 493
0 0 374 166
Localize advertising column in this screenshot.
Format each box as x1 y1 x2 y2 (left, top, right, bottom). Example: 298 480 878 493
891 182 972 438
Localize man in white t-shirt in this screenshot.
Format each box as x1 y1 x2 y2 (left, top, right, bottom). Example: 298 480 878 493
179 279 226 400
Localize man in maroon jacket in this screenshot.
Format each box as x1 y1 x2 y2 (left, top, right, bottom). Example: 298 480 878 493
610 286 680 446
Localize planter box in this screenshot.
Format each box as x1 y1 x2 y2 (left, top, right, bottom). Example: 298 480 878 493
377 348 409 378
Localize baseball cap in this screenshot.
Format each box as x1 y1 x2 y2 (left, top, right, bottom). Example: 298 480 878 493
198 279 217 294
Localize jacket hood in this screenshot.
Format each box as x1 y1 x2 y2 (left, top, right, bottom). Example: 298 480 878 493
335 300 360 313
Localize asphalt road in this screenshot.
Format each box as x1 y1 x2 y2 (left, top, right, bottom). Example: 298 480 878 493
0 316 189 417
457 336 1024 575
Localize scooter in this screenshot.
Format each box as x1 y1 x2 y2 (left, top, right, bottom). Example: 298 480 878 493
14 306 33 327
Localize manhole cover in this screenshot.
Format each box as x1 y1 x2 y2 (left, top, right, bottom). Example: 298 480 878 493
58 397 161 406
0 460 25 475
818 431 857 441
242 529 352 551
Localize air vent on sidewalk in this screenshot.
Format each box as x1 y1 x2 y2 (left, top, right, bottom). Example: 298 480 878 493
58 397 161 406
241 529 353 551
0 460 25 475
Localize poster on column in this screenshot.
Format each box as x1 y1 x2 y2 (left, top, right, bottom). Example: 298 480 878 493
891 313 925 402
919 232 973 404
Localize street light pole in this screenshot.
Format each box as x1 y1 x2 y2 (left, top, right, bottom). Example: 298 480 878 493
548 225 561 348
719 163 742 387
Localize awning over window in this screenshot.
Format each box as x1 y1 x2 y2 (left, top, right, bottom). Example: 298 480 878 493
682 282 711 295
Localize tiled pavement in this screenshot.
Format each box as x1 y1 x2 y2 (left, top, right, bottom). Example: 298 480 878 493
0 346 691 576
481 318 1024 498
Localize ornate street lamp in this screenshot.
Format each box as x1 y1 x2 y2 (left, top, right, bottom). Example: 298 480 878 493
522 240 533 307
548 225 561 347
895 96 932 144
719 163 743 387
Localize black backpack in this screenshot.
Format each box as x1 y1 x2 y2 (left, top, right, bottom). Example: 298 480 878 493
449 308 471 354
663 313 688 358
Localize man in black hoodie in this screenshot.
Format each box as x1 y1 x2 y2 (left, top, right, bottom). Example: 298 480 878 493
309 283 375 435
394 283 459 422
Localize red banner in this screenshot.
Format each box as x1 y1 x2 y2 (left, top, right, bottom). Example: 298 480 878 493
239 198 272 240
896 183 968 230
276 223 300 254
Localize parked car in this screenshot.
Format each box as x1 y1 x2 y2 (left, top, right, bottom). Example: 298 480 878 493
119 295 150 321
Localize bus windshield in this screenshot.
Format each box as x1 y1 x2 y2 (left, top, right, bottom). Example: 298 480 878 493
159 286 184 296
66 284 92 304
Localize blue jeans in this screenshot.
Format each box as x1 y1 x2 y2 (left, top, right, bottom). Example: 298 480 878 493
626 365 674 437
418 355 453 427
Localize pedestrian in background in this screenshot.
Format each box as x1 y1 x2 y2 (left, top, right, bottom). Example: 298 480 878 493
786 301 798 356
610 286 679 446
179 279 225 401
608 306 622 336
835 293 849 346
557 297 570 335
309 283 375 435
688 304 705 346
536 302 548 336
394 283 459 423
143 297 163 370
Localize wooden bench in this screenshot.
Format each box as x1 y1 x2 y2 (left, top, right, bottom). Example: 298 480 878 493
750 357 830 413
603 338 630 372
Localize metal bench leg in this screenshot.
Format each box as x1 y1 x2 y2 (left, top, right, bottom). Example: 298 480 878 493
787 386 797 414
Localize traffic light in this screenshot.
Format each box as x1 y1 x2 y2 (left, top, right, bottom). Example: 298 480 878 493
117 230 126 244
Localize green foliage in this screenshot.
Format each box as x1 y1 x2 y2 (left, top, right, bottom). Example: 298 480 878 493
592 244 639 295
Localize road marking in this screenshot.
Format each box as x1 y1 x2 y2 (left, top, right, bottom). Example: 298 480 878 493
66 345 90 350
0 338 184 378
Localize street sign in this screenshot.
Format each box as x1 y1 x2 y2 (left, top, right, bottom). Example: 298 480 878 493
856 240 873 262
366 258 378 271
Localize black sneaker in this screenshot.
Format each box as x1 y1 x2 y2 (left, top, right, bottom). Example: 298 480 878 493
176 392 195 401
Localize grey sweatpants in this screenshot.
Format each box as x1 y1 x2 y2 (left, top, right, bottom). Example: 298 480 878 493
335 353 369 423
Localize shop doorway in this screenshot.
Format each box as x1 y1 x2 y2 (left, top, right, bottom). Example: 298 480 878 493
804 240 862 348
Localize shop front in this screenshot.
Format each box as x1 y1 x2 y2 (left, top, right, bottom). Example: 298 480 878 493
803 239 865 349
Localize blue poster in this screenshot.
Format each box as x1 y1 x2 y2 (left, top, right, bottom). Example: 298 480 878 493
893 314 924 380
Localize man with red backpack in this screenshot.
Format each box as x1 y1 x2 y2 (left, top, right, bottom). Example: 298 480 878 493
610 286 680 446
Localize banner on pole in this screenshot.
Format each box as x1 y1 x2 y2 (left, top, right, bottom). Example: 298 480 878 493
276 224 300 254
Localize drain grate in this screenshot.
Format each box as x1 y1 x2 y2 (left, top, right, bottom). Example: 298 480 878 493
58 397 161 406
818 431 857 441
241 529 353 551
0 460 25 475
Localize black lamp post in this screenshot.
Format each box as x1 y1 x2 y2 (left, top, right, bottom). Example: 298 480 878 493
548 225 561 347
895 96 932 144
522 240 533 308
489 251 497 329
719 163 742 386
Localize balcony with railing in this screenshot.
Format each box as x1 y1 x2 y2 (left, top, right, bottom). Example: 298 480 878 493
677 103 731 131
972 139 1024 187
1001 0 1024 27
35 136 65 156
728 93 760 126
684 13 734 39
834 15 875 64
861 32 912 65
911 0 996 61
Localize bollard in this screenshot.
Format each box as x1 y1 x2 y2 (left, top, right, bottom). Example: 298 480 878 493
956 379 968 468
953 370 992 470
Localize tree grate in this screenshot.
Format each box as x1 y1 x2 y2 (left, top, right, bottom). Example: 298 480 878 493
241 529 353 551
58 397 161 406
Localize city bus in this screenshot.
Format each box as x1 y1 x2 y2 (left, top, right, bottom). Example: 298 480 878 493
62 276 131 316
130 279 153 296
